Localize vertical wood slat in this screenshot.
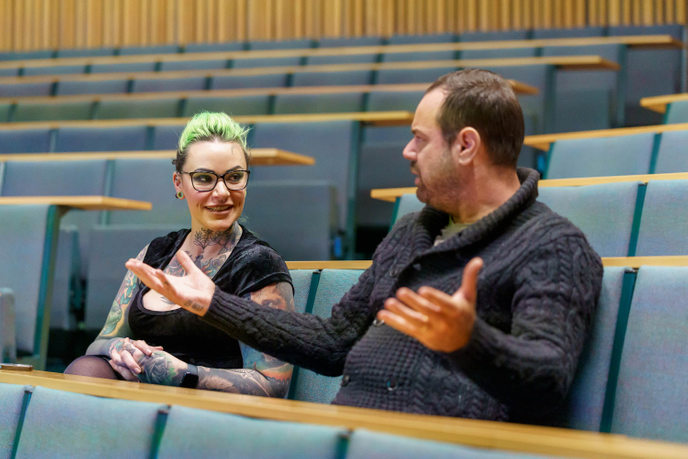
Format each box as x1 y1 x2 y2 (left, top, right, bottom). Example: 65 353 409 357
610 0 621 25
622 0 632 24
643 0 655 24
664 0 674 23
677 0 686 24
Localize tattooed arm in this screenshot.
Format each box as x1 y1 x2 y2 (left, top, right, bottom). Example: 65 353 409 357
133 282 295 397
85 245 149 357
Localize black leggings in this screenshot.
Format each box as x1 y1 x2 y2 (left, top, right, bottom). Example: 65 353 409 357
64 355 125 380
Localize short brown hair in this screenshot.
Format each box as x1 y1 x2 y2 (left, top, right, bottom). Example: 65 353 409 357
427 69 524 168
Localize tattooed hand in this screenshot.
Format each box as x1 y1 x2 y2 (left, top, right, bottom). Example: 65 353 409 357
107 338 163 382
134 350 188 386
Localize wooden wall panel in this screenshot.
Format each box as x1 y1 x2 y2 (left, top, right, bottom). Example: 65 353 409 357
1 0 687 52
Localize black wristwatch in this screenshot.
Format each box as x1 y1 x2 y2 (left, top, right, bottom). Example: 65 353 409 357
180 364 199 389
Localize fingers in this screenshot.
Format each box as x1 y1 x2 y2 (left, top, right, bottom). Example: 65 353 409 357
132 340 162 356
108 360 138 382
395 287 443 317
377 309 421 339
453 257 483 304
383 297 430 329
176 251 201 276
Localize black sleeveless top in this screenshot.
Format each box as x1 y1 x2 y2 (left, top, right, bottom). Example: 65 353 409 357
128 225 293 369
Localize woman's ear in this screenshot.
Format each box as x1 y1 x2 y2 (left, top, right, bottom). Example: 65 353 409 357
452 127 481 166
173 172 182 192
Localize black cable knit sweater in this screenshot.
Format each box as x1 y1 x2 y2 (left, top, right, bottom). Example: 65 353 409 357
202 168 603 421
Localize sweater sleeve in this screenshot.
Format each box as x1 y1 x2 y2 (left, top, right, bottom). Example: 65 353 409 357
201 261 378 376
450 235 603 415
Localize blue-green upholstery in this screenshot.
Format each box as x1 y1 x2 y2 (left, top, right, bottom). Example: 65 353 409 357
307 54 377 65
158 405 345 458
50 227 79 330
119 44 180 55
96 99 180 119
541 267 629 431
393 194 424 225
211 73 288 89
273 93 365 114
0 288 17 362
0 83 52 97
610 267 688 443
0 205 54 355
289 269 364 404
0 68 18 77
16 386 164 458
460 30 530 41
381 50 457 62
537 182 640 257
183 95 271 117
132 77 206 92
545 133 654 179
242 181 336 261
533 27 605 38
367 90 424 112
0 383 27 458
319 37 384 47
152 124 186 150
460 48 537 59
90 62 156 73
376 66 457 84
291 70 373 86
387 33 455 45
635 180 688 256
347 429 543 458
56 48 115 58
56 79 129 96
184 42 244 53
159 59 228 71
664 100 688 124
248 39 314 50
55 126 148 151
0 50 53 60
654 130 688 173
288 270 314 314
232 56 302 69
0 129 51 153
23 65 86 76
12 101 93 122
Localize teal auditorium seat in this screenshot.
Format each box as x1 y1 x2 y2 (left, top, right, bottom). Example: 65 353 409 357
0 129 52 153
289 269 364 403
538 182 640 257
158 405 346 459
50 227 79 331
273 92 365 114
654 130 688 173
393 194 424 225
0 383 27 457
362 90 423 144
184 42 244 53
96 99 180 119
231 56 302 69
183 95 272 117
288 270 314 314
291 70 374 86
376 66 458 84
55 126 148 151
119 44 180 55
16 386 164 458
12 101 93 122
460 30 531 41
387 33 456 45
0 68 18 77
152 124 185 150
248 38 314 50
306 53 378 65
211 73 288 89
319 37 384 47
381 50 458 62
610 267 688 443
55 47 115 58
242 181 337 261
664 100 688 124
0 288 17 362
532 27 605 39
90 62 157 74
22 64 86 76
635 180 688 256
0 104 8 122
131 77 206 92
0 50 54 60
544 133 654 179
540 267 630 431
0 205 56 359
347 429 542 459
56 79 129 95
460 48 537 59
159 59 228 71
0 82 53 97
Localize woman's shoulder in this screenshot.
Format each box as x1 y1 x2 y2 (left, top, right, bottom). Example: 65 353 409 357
143 228 191 266
234 226 288 269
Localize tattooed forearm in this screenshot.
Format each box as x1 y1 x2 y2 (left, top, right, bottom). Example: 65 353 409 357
197 367 292 398
136 351 185 386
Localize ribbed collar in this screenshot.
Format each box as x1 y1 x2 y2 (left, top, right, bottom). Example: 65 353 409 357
412 167 540 254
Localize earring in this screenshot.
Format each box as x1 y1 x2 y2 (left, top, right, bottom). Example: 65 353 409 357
175 191 184 200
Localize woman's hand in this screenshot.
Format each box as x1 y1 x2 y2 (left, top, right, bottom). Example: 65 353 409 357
135 350 189 386
107 338 163 381
126 250 215 316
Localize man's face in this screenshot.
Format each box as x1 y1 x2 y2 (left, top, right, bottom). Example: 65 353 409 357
403 89 460 209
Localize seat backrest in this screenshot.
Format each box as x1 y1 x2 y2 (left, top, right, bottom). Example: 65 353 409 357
610 266 688 443
1 159 108 197
55 79 129 96
381 50 457 62
0 83 53 98
318 36 384 47
119 44 180 55
231 56 302 69
0 129 52 153
537 182 640 258
151 124 186 150
0 205 55 355
273 93 365 114
242 181 337 261
542 267 630 431
55 126 148 152
211 73 288 89
387 33 456 45
460 47 537 59
22 65 86 76
248 38 314 50
665 100 688 124
16 386 164 458
654 130 688 173
546 133 655 179
184 42 244 53
367 90 424 112
459 30 530 41
289 269 364 404
249 121 358 234
393 194 424 225
0 288 17 362
375 66 458 84
306 54 378 65
291 70 374 86
159 59 228 72
90 62 157 73
533 27 606 38
288 269 314 314
96 99 180 119
13 101 93 122
635 179 688 256
182 95 271 117
158 405 345 458
132 77 207 92
0 382 27 457
56 47 115 58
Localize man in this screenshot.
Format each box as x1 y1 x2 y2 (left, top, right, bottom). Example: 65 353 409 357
127 69 603 422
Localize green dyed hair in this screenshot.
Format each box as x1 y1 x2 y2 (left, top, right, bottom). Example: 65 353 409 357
173 111 251 173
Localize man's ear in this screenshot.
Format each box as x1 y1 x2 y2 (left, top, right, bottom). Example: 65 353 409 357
451 127 481 166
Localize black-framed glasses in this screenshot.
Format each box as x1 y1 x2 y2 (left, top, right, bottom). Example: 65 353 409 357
181 170 250 192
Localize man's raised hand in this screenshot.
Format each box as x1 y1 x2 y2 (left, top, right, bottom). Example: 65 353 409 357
378 257 483 353
125 250 215 316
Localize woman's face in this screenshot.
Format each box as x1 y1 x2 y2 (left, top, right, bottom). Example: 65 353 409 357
173 140 247 233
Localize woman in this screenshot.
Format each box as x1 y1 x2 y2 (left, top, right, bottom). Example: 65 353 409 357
65 112 295 397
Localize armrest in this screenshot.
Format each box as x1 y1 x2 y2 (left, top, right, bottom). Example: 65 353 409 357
0 288 17 363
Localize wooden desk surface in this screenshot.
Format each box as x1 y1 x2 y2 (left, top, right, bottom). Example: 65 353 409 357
1 370 686 459
0 111 413 131
0 149 315 166
640 93 688 114
0 196 152 210
0 81 538 105
523 122 688 151
0 56 619 86
370 172 688 202
0 35 679 71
